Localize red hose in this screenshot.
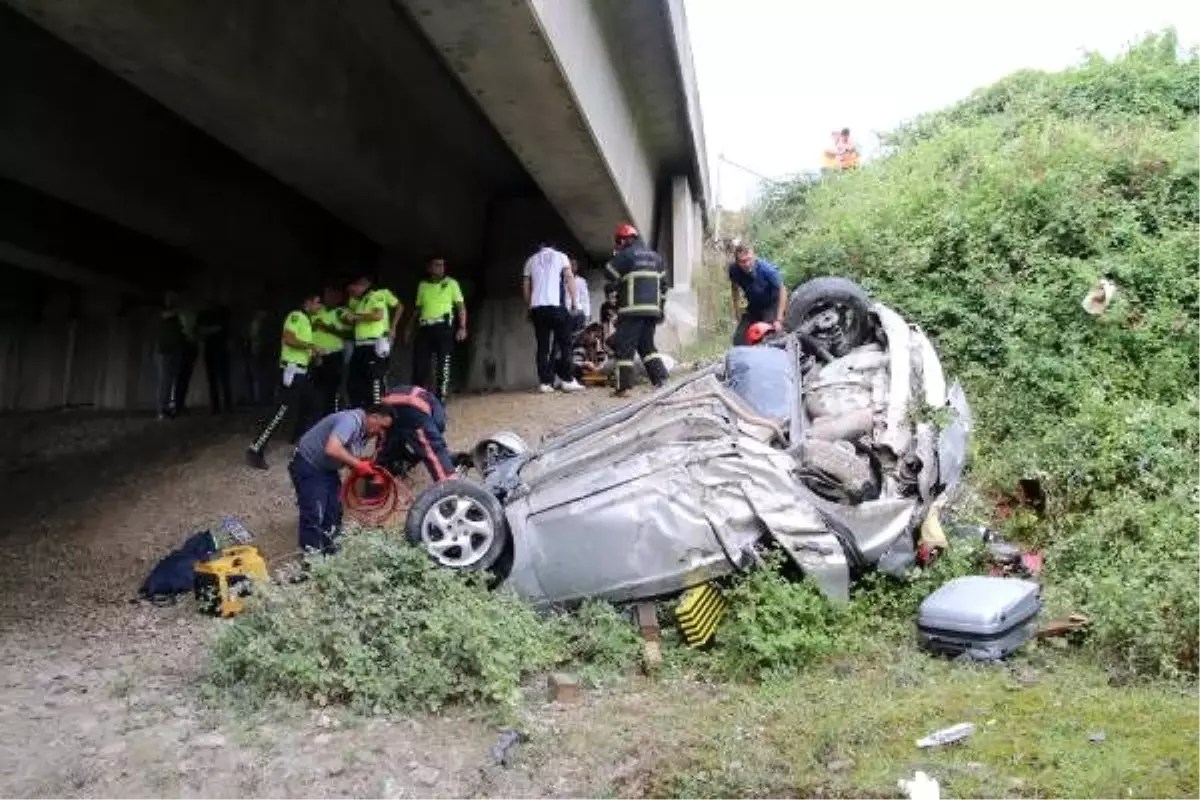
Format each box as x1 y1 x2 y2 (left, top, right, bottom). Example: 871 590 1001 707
341 466 415 527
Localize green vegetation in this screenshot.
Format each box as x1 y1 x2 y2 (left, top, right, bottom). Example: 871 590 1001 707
206 532 639 715
748 31 1199 679
558 655 1199 799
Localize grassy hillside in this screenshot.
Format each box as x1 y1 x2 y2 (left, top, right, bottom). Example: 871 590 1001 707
749 31 1199 679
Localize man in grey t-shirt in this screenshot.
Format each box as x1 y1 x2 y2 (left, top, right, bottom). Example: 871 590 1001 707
289 405 394 553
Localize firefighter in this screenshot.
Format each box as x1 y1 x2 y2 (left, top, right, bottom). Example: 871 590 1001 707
344 274 402 408
604 223 669 397
407 256 467 403
311 283 351 416
376 384 455 484
245 291 323 470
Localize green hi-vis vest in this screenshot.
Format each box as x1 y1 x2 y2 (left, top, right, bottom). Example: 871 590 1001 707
311 307 349 354
351 288 400 341
280 310 314 367
415 278 464 323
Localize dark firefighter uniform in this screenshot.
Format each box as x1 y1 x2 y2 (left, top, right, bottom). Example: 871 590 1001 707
605 224 669 395
245 304 320 469
377 384 455 483
345 283 401 408
311 304 350 416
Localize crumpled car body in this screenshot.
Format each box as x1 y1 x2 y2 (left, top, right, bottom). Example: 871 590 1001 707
420 280 973 607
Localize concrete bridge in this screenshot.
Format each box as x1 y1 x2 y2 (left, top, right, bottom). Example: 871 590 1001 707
0 0 710 410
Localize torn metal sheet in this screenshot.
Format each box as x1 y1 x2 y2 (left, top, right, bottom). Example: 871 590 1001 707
424 282 975 610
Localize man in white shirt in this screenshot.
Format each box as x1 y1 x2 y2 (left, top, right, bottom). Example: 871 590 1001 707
569 258 591 333
522 244 583 393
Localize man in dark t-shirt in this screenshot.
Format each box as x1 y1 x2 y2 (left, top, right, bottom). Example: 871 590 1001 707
728 244 787 346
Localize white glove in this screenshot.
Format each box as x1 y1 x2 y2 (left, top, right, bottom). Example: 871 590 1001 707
898 771 940 800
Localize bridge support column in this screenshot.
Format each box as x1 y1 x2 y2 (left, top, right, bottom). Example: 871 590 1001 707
659 175 701 356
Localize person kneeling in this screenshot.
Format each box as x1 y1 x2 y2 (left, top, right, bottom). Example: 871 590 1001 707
376 384 456 483
288 405 394 554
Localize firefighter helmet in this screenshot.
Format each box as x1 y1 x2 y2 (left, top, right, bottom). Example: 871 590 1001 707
613 223 639 245
746 321 773 345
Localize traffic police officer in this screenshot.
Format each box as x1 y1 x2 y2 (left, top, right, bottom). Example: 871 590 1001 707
344 274 402 408
407 256 467 403
245 291 322 470
311 283 351 416
604 223 669 397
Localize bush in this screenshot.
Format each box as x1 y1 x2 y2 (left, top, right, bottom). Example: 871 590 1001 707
747 31 1199 678
206 533 639 714
709 544 989 681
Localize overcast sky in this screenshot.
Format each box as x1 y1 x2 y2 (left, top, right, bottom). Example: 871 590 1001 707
683 0 1200 210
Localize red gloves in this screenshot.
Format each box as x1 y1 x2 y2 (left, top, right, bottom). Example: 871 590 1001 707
351 460 376 479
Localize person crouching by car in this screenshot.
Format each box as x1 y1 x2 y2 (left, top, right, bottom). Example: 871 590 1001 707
376 384 456 483
289 405 394 554
572 322 611 385
728 243 787 346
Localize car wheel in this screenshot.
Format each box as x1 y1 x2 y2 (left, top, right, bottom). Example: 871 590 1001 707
404 478 509 572
785 276 872 354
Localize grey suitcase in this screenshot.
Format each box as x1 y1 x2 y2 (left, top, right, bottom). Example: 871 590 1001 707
917 575 1041 661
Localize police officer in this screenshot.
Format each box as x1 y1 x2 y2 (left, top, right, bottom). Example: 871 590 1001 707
604 223 669 397
311 283 351 416
407 256 467 403
376 384 455 484
245 291 322 470
344 274 402 408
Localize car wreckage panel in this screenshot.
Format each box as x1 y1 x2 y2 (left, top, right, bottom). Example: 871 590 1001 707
450 284 975 610
500 377 820 606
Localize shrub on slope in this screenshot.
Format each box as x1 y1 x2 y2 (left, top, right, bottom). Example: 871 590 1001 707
750 31 1199 678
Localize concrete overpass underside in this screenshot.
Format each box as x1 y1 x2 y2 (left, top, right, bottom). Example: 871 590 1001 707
0 0 709 410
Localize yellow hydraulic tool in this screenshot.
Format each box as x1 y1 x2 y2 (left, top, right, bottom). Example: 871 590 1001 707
193 545 270 617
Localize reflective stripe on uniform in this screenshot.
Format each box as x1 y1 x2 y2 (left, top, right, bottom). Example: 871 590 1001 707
381 387 432 415
416 428 449 482
643 353 663 363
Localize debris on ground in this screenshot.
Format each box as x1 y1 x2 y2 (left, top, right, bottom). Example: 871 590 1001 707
1088 731 1107 744
547 673 581 704
899 769 942 800
916 722 976 749
489 729 526 767
635 602 663 675
1081 278 1116 315
1037 613 1092 640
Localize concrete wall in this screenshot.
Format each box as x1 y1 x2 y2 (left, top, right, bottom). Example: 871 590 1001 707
659 176 702 355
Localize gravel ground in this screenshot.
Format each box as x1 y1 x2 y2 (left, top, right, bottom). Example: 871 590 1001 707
0 387 642 798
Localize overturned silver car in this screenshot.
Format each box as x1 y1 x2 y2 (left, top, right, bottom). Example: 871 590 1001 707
403 277 973 605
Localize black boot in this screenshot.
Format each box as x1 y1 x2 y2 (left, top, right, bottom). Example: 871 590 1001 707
245 448 269 470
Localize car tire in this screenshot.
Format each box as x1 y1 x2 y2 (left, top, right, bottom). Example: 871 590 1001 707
784 276 872 352
404 478 510 573
799 439 878 504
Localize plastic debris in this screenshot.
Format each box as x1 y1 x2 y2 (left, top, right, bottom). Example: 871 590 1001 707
221 515 254 545
490 729 526 767
1082 279 1116 316
1088 731 1106 744
898 770 941 800
916 722 976 748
